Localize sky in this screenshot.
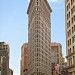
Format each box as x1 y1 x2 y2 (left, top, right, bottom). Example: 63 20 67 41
0 0 65 75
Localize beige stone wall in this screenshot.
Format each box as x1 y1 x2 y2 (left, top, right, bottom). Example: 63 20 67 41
27 0 52 75
65 0 75 75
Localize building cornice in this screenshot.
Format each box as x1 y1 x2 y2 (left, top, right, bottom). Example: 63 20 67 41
66 64 75 70
66 52 75 58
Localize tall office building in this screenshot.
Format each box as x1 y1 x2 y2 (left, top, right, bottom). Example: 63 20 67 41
27 0 52 75
0 42 9 75
65 0 75 75
21 43 28 75
50 42 64 65
50 42 64 75
50 42 65 75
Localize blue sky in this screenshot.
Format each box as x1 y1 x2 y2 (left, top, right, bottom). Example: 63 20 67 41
0 0 65 75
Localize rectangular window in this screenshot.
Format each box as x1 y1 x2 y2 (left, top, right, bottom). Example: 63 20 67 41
71 8 73 14
37 2 38 5
74 25 75 32
70 39 71 45
70 48 71 53
72 36 74 43
68 40 69 46
67 14 68 20
67 5 68 11
71 0 74 5
73 46 74 52
67 23 68 28
72 17 73 23
37 53 38 56
71 0 72 5
74 15 75 21
74 5 75 12
69 12 70 17
72 27 74 33
69 58 72 66
73 56 75 64
68 49 70 54
69 21 70 27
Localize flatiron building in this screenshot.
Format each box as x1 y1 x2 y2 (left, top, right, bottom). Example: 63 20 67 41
27 0 52 75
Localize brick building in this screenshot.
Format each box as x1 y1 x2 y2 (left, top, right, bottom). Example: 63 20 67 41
20 43 28 75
